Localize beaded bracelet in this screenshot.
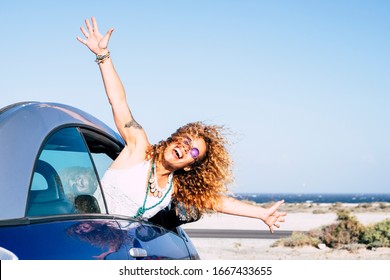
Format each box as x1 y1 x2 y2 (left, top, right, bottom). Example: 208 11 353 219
95 51 110 64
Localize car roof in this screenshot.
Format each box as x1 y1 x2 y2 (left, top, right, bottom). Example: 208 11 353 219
0 101 123 220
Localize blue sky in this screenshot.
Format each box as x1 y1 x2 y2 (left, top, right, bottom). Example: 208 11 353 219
1 1 389 193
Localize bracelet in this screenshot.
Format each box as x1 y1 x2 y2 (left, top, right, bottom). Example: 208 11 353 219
95 51 110 64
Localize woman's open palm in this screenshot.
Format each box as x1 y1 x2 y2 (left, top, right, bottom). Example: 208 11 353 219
77 16 113 55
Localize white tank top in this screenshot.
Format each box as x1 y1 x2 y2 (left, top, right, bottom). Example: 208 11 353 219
101 160 173 219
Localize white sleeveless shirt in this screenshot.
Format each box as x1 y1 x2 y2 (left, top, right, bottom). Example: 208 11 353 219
101 160 173 219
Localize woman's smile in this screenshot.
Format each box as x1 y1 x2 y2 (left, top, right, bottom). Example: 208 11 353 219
173 147 183 159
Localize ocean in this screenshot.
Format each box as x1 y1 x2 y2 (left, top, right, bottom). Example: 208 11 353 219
235 193 390 204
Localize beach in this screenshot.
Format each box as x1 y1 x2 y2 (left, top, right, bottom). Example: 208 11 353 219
182 204 390 260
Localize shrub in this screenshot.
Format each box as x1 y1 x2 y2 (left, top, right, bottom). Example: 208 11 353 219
318 210 364 248
358 203 372 209
275 210 390 251
330 202 343 211
272 232 320 248
312 209 327 214
360 219 390 248
378 203 390 210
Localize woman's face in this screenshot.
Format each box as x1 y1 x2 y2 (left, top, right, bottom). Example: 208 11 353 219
163 136 207 170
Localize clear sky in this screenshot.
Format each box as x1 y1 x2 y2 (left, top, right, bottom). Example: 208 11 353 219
1 1 389 194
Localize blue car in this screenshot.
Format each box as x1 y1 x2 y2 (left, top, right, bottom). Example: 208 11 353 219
0 102 199 260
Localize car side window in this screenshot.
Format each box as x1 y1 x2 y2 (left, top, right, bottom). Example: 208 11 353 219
80 128 123 180
80 128 124 215
27 127 107 216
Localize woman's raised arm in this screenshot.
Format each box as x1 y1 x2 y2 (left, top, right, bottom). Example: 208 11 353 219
77 17 148 151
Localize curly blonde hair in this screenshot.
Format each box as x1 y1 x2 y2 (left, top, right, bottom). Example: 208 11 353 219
66 221 127 250
146 121 234 219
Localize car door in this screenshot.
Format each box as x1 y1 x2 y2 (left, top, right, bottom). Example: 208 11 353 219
14 125 192 259
114 219 192 260
81 128 193 260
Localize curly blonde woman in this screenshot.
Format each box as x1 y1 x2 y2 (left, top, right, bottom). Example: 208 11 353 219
77 17 286 233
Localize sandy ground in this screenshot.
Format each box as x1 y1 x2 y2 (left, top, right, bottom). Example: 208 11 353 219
182 207 390 260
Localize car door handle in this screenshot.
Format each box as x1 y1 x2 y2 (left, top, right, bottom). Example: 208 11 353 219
129 248 148 258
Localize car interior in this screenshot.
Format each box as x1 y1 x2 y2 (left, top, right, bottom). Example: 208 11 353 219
26 160 75 216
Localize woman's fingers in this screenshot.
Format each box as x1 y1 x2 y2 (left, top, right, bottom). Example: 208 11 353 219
76 36 87 45
77 26 89 45
80 26 89 39
269 200 285 213
85 18 93 33
91 16 100 34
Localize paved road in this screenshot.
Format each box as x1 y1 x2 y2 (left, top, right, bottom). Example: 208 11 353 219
184 229 295 239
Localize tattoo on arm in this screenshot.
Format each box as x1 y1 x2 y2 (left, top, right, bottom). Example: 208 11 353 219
124 120 143 130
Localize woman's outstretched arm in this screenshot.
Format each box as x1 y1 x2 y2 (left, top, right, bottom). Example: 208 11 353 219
215 196 286 233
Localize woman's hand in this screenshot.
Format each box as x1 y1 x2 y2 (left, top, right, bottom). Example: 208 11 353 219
77 16 114 55
261 200 287 233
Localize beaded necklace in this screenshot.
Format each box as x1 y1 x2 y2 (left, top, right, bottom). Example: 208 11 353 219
133 160 173 219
